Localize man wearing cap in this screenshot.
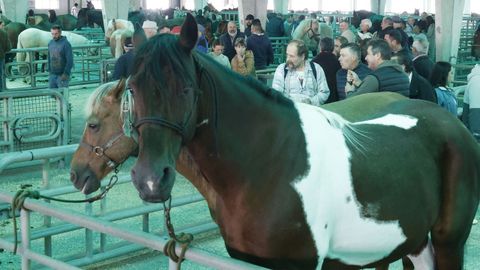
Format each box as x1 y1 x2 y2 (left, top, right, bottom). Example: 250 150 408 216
142 20 158 39
244 14 254 37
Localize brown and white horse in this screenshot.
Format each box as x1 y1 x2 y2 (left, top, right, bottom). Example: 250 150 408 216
125 14 480 269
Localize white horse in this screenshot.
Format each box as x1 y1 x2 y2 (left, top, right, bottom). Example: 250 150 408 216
104 19 134 59
16 28 96 75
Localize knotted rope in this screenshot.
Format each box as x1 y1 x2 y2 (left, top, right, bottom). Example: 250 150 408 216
10 170 119 254
162 197 194 270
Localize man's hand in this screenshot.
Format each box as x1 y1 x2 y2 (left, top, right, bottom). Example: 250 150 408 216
347 70 361 87
60 74 69 81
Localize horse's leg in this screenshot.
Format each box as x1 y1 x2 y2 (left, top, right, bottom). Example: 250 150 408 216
406 239 434 269
431 142 476 270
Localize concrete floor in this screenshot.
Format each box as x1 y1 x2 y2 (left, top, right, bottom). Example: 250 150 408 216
1 83 480 269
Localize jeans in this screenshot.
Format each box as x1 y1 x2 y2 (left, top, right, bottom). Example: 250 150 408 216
49 74 70 88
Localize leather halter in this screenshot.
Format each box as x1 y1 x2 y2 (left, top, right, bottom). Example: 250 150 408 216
80 132 125 168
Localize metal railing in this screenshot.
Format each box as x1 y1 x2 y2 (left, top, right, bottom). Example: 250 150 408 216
0 144 265 269
4 43 110 91
0 89 70 156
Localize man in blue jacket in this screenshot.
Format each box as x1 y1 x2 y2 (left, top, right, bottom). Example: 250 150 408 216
48 25 73 88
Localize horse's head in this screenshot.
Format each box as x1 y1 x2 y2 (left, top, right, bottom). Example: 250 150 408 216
105 19 116 41
129 14 200 203
70 79 137 194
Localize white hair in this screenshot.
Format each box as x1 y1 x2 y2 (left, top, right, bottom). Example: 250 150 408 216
85 81 120 117
412 34 429 55
361 19 372 28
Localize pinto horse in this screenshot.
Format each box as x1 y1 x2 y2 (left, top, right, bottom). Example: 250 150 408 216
70 80 420 269
124 14 480 269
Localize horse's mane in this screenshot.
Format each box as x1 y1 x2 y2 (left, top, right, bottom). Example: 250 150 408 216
316 107 371 154
85 80 119 117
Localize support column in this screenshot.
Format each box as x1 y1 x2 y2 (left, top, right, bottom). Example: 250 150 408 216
170 0 181 9
238 0 268 32
1 0 28 23
194 0 207 12
370 0 387 14
129 0 142 11
435 0 466 63
101 0 129 31
273 0 288 15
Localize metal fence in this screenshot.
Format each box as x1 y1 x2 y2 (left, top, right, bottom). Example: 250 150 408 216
72 28 107 44
0 88 70 155
100 58 118 83
0 145 265 270
4 43 110 91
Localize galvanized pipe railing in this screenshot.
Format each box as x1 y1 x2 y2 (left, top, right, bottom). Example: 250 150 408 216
0 191 266 270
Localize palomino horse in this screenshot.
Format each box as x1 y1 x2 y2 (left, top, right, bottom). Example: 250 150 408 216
70 79 419 269
70 79 218 214
104 19 134 59
127 14 480 269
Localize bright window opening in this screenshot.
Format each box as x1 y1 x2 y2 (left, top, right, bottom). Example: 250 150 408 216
35 0 59 9
146 0 170 10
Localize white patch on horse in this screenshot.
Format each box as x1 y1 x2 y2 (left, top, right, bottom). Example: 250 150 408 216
356 114 418 129
291 103 407 267
146 180 154 192
407 238 435 270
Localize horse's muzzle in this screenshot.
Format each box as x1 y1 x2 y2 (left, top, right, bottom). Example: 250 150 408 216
131 166 176 203
70 169 100 195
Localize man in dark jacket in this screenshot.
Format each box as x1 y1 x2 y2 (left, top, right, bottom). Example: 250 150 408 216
411 34 434 80
246 20 273 70
48 25 73 88
220 21 245 61
336 43 371 100
346 39 410 98
266 12 284 37
392 51 436 102
113 29 147 80
244 14 254 37
312 37 341 103
0 20 11 90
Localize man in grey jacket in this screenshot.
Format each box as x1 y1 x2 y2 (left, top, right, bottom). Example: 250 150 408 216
48 25 73 88
346 39 409 98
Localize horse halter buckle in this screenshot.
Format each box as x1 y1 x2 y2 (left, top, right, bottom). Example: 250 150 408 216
93 146 104 156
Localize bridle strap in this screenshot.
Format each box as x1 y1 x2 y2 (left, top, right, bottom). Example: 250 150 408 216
134 117 184 138
80 132 125 168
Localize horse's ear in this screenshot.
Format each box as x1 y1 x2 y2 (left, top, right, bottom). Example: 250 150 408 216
108 79 126 101
179 13 198 53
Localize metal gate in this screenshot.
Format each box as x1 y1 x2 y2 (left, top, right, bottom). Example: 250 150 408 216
0 88 70 155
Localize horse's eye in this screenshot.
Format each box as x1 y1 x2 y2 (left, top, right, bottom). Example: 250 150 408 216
88 123 98 129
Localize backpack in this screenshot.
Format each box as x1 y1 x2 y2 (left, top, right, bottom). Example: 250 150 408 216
284 61 317 80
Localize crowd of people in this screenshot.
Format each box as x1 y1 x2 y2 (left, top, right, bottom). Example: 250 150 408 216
24 6 476 141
